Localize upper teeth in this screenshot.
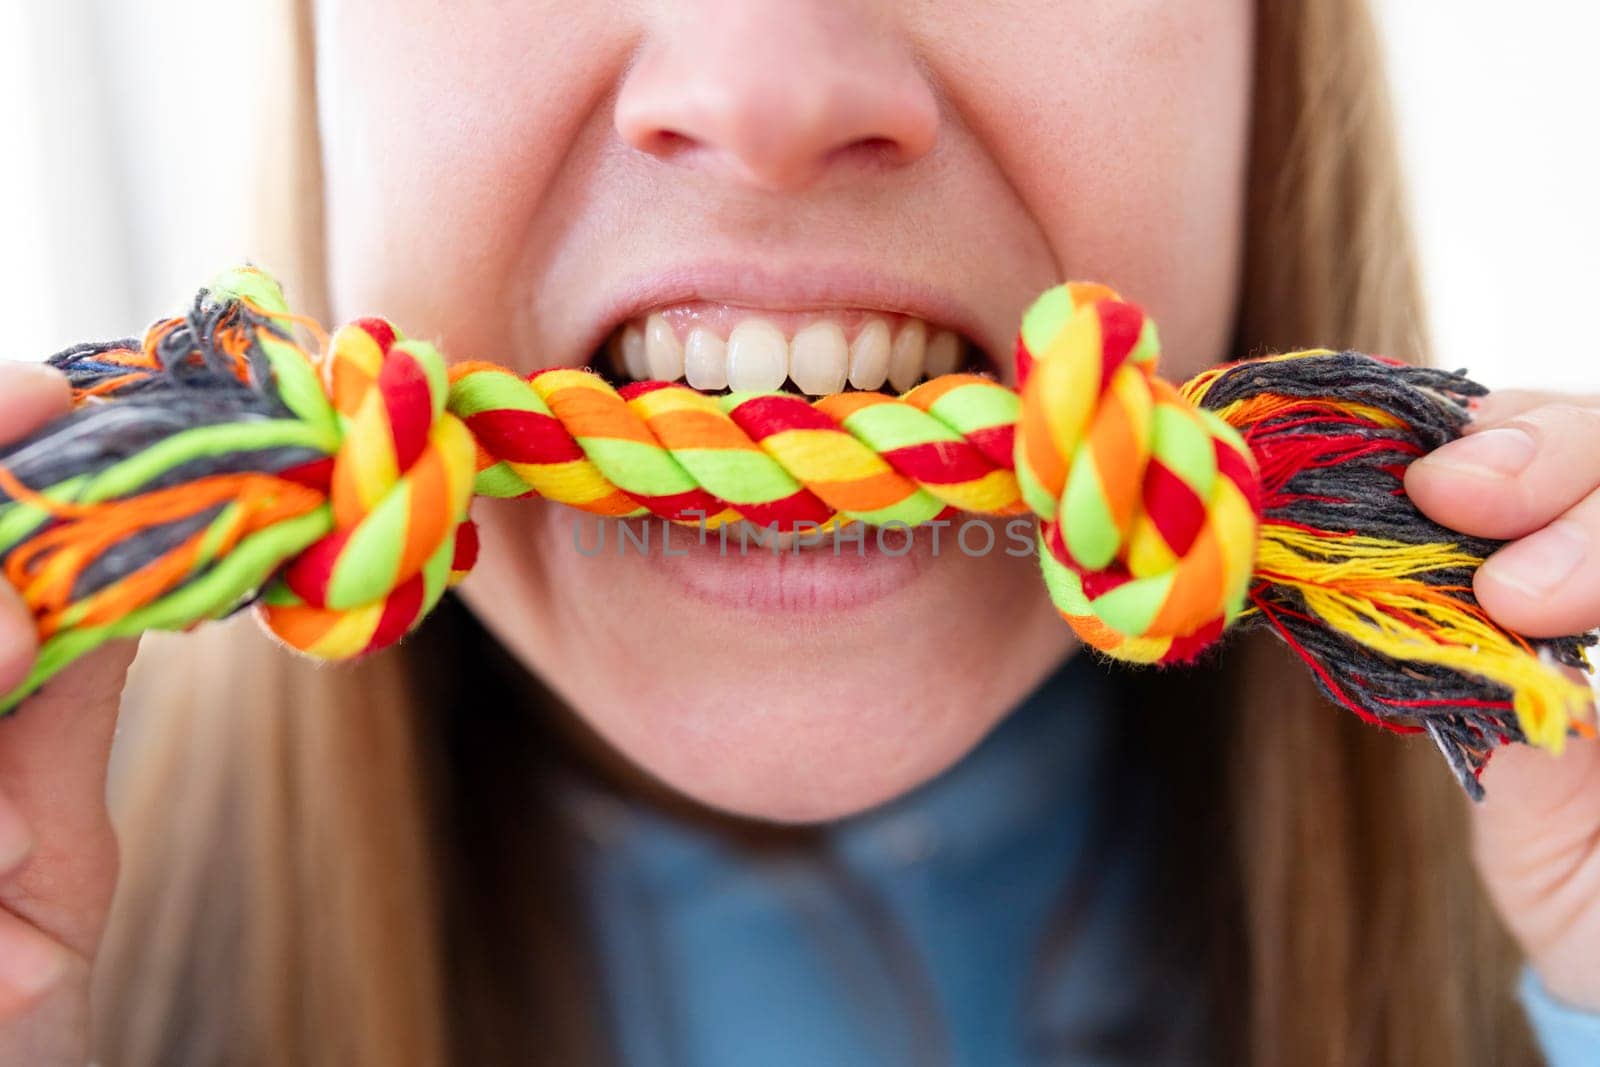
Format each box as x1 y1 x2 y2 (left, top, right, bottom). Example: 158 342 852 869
645 314 684 382
609 313 963 396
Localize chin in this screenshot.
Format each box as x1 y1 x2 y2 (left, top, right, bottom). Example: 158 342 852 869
461 504 1077 823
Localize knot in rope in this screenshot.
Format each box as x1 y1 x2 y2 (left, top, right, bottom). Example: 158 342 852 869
1014 284 1262 664
257 317 478 659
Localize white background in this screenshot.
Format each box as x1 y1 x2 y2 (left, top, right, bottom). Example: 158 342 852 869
0 1 1596 392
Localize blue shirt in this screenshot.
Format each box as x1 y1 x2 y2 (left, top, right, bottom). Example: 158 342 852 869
563 655 1598 1065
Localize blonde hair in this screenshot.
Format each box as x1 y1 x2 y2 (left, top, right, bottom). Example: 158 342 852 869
93 0 1535 1062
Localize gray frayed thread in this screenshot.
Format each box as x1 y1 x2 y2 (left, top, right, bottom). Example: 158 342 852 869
1196 352 1595 799
0 289 322 607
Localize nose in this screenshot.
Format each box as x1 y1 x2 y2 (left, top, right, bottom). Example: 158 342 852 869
614 2 940 192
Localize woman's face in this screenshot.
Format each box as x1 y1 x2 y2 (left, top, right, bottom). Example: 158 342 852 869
315 1 1253 821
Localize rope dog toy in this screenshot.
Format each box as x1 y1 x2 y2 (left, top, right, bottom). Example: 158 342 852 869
0 268 1592 797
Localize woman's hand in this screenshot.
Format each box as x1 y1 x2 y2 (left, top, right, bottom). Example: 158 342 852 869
1406 389 1600 1012
0 362 137 1064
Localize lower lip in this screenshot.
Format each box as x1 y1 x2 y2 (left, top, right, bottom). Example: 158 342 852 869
640 520 936 613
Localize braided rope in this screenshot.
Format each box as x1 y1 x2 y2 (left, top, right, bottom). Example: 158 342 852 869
0 267 1592 796
448 361 1027 528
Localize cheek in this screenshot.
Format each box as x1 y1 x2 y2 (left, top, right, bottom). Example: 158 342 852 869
316 2 627 364
458 503 1075 822
939 1 1254 376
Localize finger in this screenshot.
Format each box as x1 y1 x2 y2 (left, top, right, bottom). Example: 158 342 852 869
1471 388 1600 427
0 361 70 445
0 642 135 956
0 907 71 1016
0 581 37 698
1475 486 1600 637
0 642 136 803
1472 729 1600 1009
0 364 63 696
1476 719 1600 840
1406 402 1600 540
0 785 31 877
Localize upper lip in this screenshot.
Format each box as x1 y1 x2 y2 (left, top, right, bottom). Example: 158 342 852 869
577 260 1003 375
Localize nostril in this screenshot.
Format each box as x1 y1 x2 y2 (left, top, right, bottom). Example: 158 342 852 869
854 137 898 154
636 128 698 159
826 136 907 170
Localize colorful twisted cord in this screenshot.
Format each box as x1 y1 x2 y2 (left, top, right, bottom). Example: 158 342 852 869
0 268 1592 796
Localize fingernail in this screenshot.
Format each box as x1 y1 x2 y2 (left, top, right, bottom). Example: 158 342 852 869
0 930 68 996
1423 426 1538 479
1485 520 1589 596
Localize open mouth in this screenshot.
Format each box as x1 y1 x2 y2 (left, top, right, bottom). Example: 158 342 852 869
591 303 995 396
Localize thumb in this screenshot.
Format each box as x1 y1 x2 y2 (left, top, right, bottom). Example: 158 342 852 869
1472 711 1600 1010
